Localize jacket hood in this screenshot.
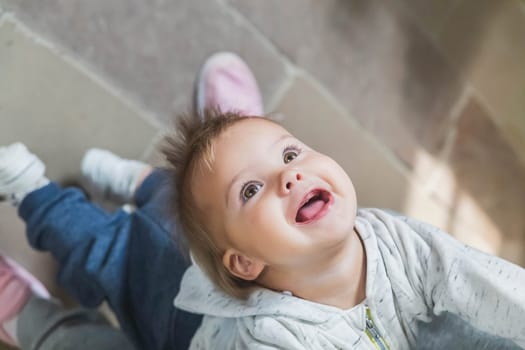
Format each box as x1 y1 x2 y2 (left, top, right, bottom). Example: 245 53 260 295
174 262 340 323
174 210 381 325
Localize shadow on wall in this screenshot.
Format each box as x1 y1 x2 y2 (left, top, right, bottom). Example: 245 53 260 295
401 0 525 265
327 0 523 263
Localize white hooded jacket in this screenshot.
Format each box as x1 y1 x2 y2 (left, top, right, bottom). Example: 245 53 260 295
175 209 525 349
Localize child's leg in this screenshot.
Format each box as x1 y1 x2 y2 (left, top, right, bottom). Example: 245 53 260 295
3 144 199 350
80 148 167 226
18 297 134 350
19 182 196 350
19 183 134 307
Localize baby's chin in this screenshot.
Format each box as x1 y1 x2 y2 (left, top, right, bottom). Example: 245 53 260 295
333 204 355 223
319 219 356 245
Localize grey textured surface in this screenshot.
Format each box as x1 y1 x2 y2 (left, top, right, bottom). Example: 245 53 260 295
0 17 158 182
226 0 464 167
445 98 525 266
437 0 525 161
0 0 290 126
394 0 461 38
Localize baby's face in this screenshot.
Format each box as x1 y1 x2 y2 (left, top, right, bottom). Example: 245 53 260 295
191 118 357 275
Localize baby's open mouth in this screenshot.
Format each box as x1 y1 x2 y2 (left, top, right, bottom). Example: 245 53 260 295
295 189 332 223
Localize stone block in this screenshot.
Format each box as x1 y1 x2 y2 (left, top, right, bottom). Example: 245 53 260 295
434 98 525 265
0 0 290 125
438 0 525 163
227 0 464 168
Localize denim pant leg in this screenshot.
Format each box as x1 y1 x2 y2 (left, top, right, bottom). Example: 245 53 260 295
130 170 202 350
19 171 201 350
17 296 134 350
19 184 147 346
19 183 131 308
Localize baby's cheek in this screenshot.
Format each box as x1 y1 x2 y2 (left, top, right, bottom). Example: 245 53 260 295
251 204 282 234
252 204 275 227
316 156 350 181
329 159 353 186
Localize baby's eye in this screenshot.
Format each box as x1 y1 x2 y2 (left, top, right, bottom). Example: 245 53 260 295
241 182 263 202
283 146 301 164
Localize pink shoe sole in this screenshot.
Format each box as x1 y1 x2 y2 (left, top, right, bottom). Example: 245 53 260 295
196 52 263 116
0 256 49 346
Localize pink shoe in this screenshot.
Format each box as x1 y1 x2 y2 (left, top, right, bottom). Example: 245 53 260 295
0 256 49 346
196 52 264 116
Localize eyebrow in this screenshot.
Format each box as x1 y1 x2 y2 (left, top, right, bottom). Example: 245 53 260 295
225 133 294 208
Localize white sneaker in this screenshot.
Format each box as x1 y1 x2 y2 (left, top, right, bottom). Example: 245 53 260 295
0 143 49 206
81 148 150 203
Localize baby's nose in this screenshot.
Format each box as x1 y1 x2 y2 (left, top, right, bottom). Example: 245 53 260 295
281 169 302 193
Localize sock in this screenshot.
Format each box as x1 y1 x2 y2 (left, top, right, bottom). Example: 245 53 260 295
0 143 50 206
81 148 150 202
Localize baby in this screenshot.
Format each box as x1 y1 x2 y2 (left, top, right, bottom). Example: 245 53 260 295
165 111 525 349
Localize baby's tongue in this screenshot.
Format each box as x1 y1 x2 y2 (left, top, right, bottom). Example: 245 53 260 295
297 199 325 222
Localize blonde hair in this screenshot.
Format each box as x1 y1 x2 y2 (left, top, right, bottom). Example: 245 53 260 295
163 108 261 298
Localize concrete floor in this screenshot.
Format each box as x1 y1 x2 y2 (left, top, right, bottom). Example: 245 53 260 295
1 0 525 348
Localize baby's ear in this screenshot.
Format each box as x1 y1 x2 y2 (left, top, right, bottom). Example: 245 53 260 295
223 249 265 281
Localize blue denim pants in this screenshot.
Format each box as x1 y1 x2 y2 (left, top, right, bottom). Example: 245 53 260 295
18 170 202 350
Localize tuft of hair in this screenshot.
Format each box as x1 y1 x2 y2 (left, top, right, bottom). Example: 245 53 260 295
163 108 260 299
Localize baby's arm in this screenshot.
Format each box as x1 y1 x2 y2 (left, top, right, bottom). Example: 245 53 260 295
395 213 525 347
